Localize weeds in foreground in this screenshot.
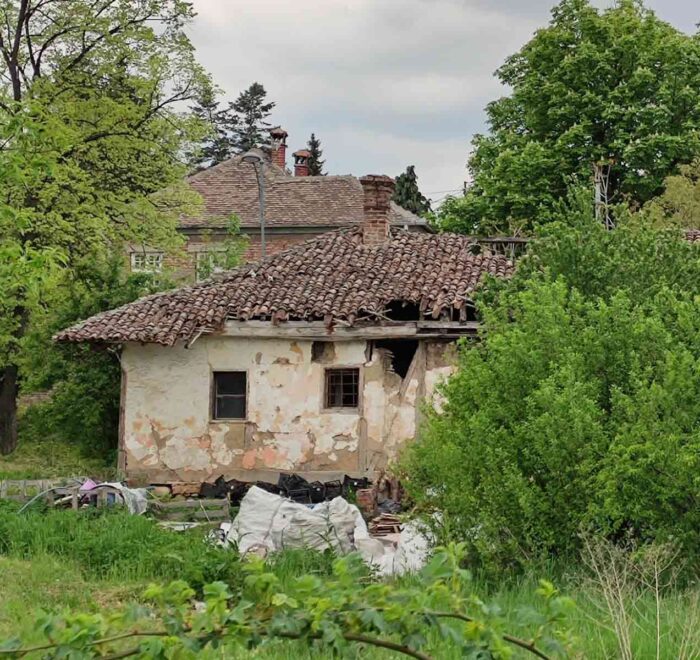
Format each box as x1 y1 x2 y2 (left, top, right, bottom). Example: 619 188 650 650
0 503 241 590
0 543 576 659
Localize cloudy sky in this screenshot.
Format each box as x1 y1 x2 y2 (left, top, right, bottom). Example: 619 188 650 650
188 1 698 205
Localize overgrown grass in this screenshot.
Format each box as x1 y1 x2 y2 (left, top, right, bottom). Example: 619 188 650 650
2 501 700 658
0 502 241 591
0 556 142 643
0 436 112 480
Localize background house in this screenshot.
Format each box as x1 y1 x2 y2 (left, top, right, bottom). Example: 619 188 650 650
128 129 429 282
59 176 512 484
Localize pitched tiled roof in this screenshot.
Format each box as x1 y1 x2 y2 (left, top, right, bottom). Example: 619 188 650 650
56 228 513 346
685 230 700 243
182 156 427 229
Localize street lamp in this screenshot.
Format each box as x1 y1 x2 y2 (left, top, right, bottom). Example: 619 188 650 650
241 149 266 258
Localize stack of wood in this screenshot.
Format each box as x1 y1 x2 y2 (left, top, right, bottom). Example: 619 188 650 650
369 513 402 537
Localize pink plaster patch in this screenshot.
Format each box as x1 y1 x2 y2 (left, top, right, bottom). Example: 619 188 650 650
261 445 280 466
241 450 257 470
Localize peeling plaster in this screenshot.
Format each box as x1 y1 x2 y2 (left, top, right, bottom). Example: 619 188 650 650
121 336 456 481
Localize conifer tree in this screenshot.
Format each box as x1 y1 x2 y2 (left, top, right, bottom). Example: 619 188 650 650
393 165 431 216
231 82 275 153
307 133 325 175
187 88 239 170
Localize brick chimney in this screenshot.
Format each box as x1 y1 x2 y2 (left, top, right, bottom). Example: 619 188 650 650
293 149 311 177
359 175 395 245
269 127 288 169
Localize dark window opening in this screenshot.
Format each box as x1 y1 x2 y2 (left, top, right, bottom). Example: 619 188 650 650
312 341 336 363
325 368 359 408
213 371 247 419
374 340 419 379
384 300 421 321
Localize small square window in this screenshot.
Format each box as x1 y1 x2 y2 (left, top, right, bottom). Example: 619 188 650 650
131 251 163 273
213 371 247 420
325 368 359 409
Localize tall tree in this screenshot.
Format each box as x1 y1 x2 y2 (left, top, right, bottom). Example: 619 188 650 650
0 0 209 454
231 82 275 153
439 0 700 234
307 133 325 176
393 165 431 216
187 88 239 171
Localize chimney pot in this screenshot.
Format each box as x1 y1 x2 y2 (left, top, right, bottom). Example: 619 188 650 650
293 149 311 177
359 174 395 245
269 126 288 169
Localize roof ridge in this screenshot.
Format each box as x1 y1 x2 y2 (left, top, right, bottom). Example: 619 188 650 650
185 155 289 182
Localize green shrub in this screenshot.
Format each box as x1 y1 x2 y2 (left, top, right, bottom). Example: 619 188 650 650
0 504 241 592
403 196 700 570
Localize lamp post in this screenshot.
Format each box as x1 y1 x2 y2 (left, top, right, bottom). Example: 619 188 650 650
241 149 266 258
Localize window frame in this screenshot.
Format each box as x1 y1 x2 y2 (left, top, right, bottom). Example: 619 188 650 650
130 251 164 273
323 367 361 411
211 370 248 421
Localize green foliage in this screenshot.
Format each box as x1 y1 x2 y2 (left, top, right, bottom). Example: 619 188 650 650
186 86 240 171
307 133 325 176
438 0 700 234
645 158 700 228
231 82 276 153
0 543 576 659
0 0 211 453
394 165 431 217
0 504 241 592
404 191 700 569
194 215 249 281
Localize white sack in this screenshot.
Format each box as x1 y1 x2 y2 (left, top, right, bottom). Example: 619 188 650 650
227 486 366 556
226 485 432 576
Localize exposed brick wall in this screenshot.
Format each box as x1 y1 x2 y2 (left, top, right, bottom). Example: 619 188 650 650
360 175 395 246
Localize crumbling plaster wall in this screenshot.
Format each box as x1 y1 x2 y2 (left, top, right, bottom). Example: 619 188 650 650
120 335 455 483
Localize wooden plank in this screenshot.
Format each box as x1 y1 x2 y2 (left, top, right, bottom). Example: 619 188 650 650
155 499 228 511
192 509 229 521
221 320 481 340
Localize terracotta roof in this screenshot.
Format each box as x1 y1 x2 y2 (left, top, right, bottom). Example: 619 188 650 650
181 155 427 230
56 228 513 346
685 230 700 242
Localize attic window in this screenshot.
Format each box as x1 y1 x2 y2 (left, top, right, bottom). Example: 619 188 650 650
212 371 247 420
325 368 359 409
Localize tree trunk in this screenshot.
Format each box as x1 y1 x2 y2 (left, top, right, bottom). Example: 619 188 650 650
0 365 19 455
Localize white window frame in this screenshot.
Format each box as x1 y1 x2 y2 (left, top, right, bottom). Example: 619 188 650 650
130 251 163 273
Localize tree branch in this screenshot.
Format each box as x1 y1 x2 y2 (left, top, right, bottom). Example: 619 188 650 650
428 611 552 660
3 627 434 660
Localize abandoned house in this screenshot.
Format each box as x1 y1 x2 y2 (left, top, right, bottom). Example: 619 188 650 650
57 175 513 484
129 128 428 281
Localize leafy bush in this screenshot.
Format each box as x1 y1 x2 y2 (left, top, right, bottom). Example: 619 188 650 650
404 194 700 569
0 504 241 592
0 544 576 659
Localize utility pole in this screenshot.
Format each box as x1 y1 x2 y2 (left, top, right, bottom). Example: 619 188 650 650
242 150 267 257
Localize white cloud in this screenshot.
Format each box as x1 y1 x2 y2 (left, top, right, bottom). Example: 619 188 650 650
188 0 697 197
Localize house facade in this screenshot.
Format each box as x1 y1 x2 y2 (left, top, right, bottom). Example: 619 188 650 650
59 176 512 484
129 129 428 282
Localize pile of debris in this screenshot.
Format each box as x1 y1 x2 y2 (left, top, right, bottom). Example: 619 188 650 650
217 484 431 576
195 473 372 506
